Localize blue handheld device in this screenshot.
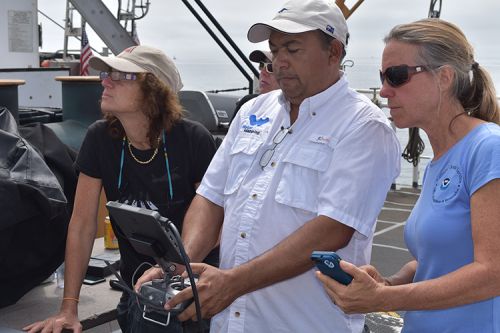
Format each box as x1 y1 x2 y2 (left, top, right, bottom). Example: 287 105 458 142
311 251 353 285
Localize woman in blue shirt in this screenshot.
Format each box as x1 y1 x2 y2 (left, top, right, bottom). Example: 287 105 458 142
317 19 500 332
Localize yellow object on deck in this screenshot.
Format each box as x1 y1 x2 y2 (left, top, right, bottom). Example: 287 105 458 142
104 216 119 249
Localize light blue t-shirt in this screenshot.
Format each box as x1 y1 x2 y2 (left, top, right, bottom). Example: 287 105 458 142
403 123 500 333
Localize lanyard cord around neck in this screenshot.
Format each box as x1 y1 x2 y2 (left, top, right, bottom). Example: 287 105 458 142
118 136 126 189
162 130 173 200
117 129 173 200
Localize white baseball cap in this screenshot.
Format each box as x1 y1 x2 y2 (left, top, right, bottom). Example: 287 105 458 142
89 45 183 93
247 0 349 47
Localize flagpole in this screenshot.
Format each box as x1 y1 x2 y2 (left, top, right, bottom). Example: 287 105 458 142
80 20 93 76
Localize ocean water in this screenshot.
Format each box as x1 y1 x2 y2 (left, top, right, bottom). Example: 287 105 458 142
176 59 499 187
176 57 500 96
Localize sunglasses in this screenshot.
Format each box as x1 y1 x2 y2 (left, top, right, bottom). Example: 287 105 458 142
99 71 137 81
258 62 273 74
379 65 430 88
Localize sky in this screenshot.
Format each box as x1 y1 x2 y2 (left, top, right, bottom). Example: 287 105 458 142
36 0 500 91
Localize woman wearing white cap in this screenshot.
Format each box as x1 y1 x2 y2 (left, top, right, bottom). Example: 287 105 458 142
24 45 217 333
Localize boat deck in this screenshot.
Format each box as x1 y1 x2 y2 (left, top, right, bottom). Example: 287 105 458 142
372 187 418 276
0 239 122 333
366 186 420 332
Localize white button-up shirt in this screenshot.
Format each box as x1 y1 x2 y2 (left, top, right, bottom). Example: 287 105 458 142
197 75 401 333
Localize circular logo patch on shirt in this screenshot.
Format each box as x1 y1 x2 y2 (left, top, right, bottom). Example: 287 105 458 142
432 165 462 203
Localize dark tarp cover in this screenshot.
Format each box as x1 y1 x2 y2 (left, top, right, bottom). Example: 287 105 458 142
0 107 77 308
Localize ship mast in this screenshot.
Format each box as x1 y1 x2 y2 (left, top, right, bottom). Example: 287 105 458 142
62 0 151 57
335 0 365 19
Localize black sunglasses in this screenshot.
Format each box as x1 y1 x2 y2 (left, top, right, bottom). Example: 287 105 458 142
259 62 273 74
379 65 430 88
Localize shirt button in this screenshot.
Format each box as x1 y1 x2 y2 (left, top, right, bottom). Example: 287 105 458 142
270 161 276 167
235 311 240 317
240 232 246 238
312 112 317 116
251 193 257 199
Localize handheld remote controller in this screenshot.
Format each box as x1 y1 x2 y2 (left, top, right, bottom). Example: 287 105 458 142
139 275 196 314
106 201 202 328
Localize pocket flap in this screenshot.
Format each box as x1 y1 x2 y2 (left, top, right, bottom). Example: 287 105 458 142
282 143 333 172
230 134 263 156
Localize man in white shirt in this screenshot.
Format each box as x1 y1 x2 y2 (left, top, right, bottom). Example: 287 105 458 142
232 49 280 120
250 49 279 94
139 0 400 332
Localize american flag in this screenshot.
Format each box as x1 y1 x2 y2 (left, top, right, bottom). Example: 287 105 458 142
80 24 93 76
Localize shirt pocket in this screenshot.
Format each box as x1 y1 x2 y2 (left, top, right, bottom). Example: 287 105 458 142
223 134 263 195
275 142 334 212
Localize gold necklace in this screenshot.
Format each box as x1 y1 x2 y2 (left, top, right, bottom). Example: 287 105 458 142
127 137 160 165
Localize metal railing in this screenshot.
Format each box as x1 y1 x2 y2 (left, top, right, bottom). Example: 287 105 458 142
357 92 500 188
356 88 425 188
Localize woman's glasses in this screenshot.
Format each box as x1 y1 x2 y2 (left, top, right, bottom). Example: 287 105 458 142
379 65 430 88
259 62 273 74
99 71 137 81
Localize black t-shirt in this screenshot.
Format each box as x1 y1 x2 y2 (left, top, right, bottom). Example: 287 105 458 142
76 118 217 286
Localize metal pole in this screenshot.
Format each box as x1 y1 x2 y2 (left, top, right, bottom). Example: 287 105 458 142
390 119 397 190
63 1 70 59
180 0 255 93
412 164 419 188
193 0 259 78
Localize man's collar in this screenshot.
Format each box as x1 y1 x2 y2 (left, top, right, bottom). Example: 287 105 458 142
278 72 348 117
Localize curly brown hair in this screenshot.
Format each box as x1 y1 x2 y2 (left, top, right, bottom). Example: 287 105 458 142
104 73 184 147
